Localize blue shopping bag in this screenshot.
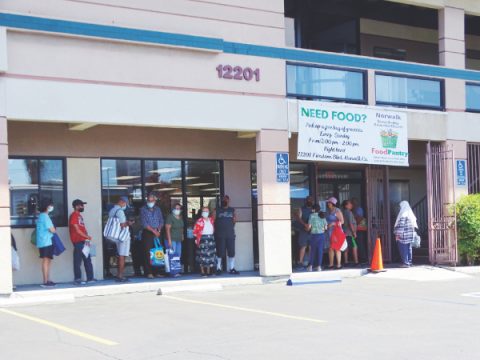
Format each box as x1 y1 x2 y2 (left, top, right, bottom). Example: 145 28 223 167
52 233 66 256
150 237 165 267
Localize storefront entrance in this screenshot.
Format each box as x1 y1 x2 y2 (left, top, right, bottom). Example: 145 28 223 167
316 169 364 210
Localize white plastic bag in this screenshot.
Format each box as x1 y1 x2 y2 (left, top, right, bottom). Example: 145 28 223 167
11 247 20 271
82 242 91 257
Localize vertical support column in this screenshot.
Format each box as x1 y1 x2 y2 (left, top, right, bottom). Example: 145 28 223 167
439 6 466 111
367 69 376 107
256 129 291 276
0 116 13 294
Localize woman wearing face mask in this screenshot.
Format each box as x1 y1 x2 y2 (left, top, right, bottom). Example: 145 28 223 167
193 206 217 277
165 203 185 260
36 198 57 287
325 197 344 269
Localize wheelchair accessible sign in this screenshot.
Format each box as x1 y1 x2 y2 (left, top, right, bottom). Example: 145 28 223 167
276 152 289 183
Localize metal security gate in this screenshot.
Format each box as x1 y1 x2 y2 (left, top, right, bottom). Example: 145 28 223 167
426 143 457 265
467 143 480 194
366 165 391 262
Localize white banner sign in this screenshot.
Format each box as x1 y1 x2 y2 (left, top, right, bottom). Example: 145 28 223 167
297 101 409 166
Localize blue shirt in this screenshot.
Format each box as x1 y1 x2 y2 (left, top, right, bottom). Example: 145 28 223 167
140 205 164 230
36 213 54 248
109 205 126 223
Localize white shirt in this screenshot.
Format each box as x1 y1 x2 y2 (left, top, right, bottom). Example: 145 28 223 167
202 219 214 235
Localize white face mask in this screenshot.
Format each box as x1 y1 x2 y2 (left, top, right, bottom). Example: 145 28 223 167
147 202 155 209
47 206 54 213
172 209 181 216
202 211 209 219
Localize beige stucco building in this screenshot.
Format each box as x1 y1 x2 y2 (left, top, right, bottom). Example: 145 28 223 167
1 0 480 294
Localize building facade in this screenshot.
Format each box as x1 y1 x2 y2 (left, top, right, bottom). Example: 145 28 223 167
1 0 480 294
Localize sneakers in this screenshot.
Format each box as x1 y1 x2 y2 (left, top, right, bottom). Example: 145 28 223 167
115 277 130 283
216 269 223 276
306 265 313 272
86 279 97 284
74 279 86 286
40 281 56 288
315 266 322 272
229 268 240 275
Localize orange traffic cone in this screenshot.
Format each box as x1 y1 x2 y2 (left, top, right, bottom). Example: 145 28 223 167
369 238 386 273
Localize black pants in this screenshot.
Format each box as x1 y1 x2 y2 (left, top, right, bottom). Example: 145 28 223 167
131 239 145 276
216 232 235 258
356 231 368 263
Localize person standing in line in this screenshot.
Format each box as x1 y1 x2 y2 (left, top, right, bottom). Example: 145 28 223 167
214 195 240 275
140 193 164 279
130 216 145 277
307 204 328 271
394 200 417 268
325 197 344 269
36 198 57 287
351 197 368 264
193 206 217 277
106 196 130 282
295 196 314 270
165 203 185 259
342 200 359 266
69 199 95 285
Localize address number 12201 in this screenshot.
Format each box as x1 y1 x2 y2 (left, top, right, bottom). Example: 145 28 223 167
216 64 260 82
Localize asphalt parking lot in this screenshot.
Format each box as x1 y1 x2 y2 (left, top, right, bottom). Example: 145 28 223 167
1 269 479 360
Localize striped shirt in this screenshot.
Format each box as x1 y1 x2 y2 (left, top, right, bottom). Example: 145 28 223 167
394 217 415 244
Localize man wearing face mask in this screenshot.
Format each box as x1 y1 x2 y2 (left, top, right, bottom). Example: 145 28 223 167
140 193 164 279
214 195 239 275
69 199 95 285
107 196 130 282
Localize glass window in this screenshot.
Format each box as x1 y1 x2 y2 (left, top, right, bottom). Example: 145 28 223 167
375 73 443 110
184 160 221 229
287 64 365 103
466 83 480 112
144 160 182 219
290 163 311 211
8 158 66 227
101 159 142 218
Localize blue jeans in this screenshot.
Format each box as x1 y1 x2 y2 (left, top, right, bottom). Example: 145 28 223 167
73 241 94 281
171 241 182 258
309 233 325 268
397 241 412 266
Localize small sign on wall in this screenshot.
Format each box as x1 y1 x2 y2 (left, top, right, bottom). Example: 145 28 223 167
456 159 467 187
276 153 289 183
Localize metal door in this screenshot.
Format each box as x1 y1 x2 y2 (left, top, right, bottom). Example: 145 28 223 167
366 165 392 262
426 143 457 265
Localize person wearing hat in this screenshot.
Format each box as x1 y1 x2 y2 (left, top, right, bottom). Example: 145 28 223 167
325 197 344 269
69 199 95 285
106 196 130 282
214 195 239 275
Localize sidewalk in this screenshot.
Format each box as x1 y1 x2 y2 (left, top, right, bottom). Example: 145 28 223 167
1 268 367 307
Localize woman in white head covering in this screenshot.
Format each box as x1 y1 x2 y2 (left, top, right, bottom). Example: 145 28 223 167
394 201 418 268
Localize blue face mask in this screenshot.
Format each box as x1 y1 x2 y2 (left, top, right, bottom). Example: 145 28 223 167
121 205 127 210
147 202 155 209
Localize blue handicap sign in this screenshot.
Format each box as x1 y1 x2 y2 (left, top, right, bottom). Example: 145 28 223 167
456 160 467 186
276 153 289 183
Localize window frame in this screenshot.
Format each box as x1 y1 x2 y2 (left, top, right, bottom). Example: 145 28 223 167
286 61 369 105
8 156 68 228
375 71 445 111
466 82 480 113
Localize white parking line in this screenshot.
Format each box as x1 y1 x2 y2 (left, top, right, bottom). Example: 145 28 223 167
162 295 327 324
461 292 480 298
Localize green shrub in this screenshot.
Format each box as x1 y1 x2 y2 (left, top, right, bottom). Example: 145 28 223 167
456 194 480 265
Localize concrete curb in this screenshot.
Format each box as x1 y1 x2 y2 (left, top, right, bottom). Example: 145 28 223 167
442 266 480 274
0 293 75 308
4 269 366 307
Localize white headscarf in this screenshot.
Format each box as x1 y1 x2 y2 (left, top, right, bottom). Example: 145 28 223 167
394 200 418 229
